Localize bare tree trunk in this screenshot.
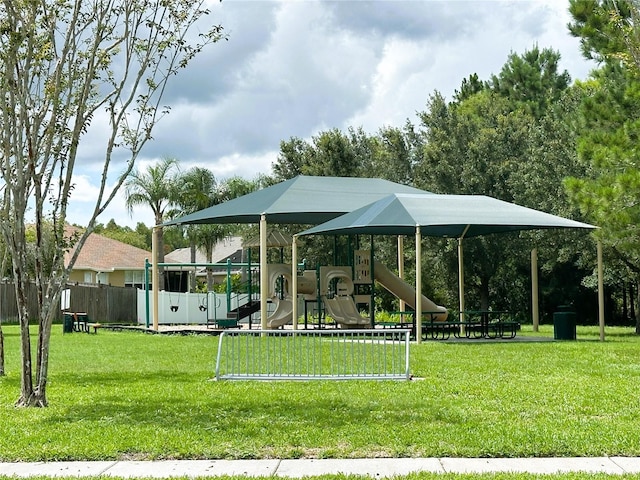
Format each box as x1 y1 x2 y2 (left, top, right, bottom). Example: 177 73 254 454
479 276 490 311
156 226 166 291
0 255 6 375
630 282 635 325
0 324 4 376
206 245 214 291
636 280 640 335
190 241 197 292
15 272 37 407
33 312 53 407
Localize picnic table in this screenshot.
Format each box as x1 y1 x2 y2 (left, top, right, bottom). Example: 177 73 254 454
459 310 519 339
63 312 99 334
380 310 519 340
386 311 456 341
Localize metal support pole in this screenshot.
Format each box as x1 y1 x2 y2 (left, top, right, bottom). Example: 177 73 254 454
397 236 406 321
598 240 605 341
152 226 160 331
415 225 422 344
145 259 150 329
370 238 375 326
260 214 268 330
531 248 539 332
292 235 298 330
457 225 470 330
458 238 465 323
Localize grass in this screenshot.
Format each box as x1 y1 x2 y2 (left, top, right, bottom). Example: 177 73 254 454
4 475 640 480
0 324 639 464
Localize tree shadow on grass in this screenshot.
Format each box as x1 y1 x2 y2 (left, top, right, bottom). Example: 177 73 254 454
44 373 434 434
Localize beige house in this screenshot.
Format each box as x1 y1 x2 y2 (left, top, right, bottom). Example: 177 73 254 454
65 231 158 288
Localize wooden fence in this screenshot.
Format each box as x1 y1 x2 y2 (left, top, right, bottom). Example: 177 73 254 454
0 282 138 324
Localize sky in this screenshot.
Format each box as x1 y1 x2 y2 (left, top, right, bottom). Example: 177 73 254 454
66 0 597 229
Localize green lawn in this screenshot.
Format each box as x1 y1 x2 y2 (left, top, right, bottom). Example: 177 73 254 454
0 324 639 463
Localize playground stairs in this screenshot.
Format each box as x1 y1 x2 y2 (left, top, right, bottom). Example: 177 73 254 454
227 300 260 322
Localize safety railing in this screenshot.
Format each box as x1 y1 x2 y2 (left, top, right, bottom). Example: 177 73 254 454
215 329 411 381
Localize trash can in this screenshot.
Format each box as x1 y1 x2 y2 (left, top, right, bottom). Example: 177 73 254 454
63 312 74 333
553 305 576 340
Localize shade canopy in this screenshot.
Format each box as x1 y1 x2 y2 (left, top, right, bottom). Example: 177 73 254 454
164 175 431 226
298 193 596 238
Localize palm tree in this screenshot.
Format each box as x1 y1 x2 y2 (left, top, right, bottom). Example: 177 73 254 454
175 172 268 291
124 157 180 289
176 166 229 290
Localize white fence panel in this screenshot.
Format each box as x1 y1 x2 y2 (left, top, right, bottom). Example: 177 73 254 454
136 290 229 325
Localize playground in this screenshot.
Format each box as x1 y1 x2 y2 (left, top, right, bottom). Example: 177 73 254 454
138 252 445 334
147 175 597 341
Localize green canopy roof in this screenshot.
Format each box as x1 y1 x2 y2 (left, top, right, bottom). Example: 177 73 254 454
164 176 431 226
298 194 596 238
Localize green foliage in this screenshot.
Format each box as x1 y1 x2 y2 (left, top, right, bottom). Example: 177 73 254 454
566 67 640 271
489 46 571 118
94 221 148 250
568 0 633 63
414 90 538 311
273 127 372 179
218 175 269 202
0 0 226 406
453 73 486 102
408 43 601 318
135 222 153 249
125 157 182 226
212 273 246 293
566 3 640 330
368 124 418 186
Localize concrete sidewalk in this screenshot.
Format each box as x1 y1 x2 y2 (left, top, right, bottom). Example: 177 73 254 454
2 457 640 477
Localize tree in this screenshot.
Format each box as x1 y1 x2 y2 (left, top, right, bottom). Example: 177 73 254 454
414 89 538 312
567 0 640 330
568 0 632 63
218 174 270 202
93 220 148 250
175 166 229 290
368 125 416 185
489 46 571 118
0 1 225 407
272 137 310 181
125 157 181 290
413 45 588 319
453 73 486 103
273 128 369 180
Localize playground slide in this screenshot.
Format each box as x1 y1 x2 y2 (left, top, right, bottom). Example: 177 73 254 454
374 260 448 321
336 296 371 327
323 296 370 326
267 296 293 328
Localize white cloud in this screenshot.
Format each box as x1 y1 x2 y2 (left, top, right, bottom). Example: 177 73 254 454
62 0 595 229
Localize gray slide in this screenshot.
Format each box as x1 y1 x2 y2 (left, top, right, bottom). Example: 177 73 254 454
266 295 293 328
323 296 370 326
374 260 448 321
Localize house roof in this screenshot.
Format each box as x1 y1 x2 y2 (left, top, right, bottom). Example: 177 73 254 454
65 230 159 272
167 236 244 265
242 229 292 248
